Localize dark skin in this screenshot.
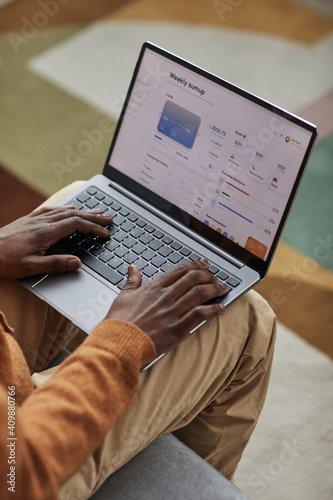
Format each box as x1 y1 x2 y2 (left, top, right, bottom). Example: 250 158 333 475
0 206 227 356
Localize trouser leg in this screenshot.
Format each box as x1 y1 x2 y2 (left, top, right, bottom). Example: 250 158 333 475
56 290 276 500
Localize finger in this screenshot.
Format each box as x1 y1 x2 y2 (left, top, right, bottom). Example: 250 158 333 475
177 301 226 338
38 207 107 222
32 207 113 226
161 263 218 303
23 254 82 276
29 206 60 217
120 265 142 293
31 205 77 219
153 259 210 289
43 216 113 244
175 280 228 313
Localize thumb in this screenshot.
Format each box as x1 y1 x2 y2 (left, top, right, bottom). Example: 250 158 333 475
24 254 81 276
121 265 142 292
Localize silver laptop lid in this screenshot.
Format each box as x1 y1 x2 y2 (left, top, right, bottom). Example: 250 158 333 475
103 42 317 278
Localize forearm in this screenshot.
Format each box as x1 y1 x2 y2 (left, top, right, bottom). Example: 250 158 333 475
0 319 156 500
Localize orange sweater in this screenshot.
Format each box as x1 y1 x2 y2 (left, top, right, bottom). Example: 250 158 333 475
0 311 156 500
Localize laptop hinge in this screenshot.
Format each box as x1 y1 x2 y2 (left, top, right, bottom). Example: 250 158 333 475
109 182 245 269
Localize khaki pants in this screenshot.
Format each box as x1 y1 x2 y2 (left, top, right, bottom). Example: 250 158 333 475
2 183 277 499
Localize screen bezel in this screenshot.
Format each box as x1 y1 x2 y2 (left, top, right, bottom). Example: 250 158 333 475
103 42 318 279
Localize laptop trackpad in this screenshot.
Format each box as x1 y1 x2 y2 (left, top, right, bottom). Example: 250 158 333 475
34 270 118 333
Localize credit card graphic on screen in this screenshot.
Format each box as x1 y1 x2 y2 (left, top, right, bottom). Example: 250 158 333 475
157 100 201 149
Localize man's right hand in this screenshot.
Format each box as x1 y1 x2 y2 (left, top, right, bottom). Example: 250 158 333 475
106 260 228 357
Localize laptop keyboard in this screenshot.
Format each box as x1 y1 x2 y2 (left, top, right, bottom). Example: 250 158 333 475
49 186 241 292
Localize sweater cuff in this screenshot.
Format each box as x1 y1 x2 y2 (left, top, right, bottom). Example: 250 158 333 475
86 318 157 370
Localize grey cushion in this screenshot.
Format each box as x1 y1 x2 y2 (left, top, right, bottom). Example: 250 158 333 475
90 434 250 500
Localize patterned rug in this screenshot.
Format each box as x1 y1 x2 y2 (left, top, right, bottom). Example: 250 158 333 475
0 1 332 498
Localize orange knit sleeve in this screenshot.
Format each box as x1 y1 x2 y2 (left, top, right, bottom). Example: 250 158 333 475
0 318 156 500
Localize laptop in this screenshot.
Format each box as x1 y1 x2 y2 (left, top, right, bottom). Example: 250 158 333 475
20 42 317 364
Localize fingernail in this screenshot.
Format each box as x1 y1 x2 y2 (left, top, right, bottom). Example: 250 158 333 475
201 259 209 265
220 282 228 290
88 209 102 213
68 258 80 271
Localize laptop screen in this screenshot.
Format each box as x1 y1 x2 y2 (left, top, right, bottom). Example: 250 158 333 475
105 43 317 276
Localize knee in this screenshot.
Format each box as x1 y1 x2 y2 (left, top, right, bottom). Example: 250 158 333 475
243 289 277 361
222 289 277 361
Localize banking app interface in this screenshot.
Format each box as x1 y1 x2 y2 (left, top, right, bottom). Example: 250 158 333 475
109 49 312 260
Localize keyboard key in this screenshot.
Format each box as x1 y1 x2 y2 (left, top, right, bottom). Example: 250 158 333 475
113 215 126 226
171 241 182 251
226 277 241 288
141 249 157 261
168 252 183 264
99 250 112 263
209 264 219 275
123 252 138 264
145 224 155 233
132 242 146 255
119 208 130 217
141 276 151 286
70 200 82 210
131 227 144 238
114 231 127 243
142 265 159 278
80 238 94 250
180 247 191 256
121 221 135 232
151 255 166 268
89 245 104 256
217 270 229 281
92 203 104 212
139 233 154 245
103 197 113 206
189 252 200 261
95 192 105 201
94 235 110 246
148 240 163 251
117 263 130 276
132 258 148 271
158 246 173 257
114 247 129 259
104 240 119 252
108 208 118 217
76 192 91 203
100 203 110 214
112 202 122 211
86 187 97 196
128 213 138 222
75 249 123 285
153 230 164 239
160 261 174 273
162 235 173 245
108 256 124 269
85 198 99 209
122 236 136 249
136 219 147 228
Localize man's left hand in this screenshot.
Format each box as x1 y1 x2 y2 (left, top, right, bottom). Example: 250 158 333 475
0 206 112 280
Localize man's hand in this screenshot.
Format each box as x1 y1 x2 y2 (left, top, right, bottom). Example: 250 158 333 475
106 260 228 356
0 206 112 280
